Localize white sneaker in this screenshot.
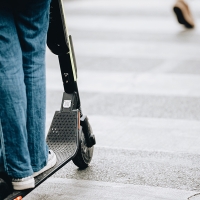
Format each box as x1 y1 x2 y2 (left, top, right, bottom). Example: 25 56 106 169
33 150 57 177
12 176 35 190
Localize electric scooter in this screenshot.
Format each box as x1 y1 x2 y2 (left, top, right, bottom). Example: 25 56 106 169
0 0 96 199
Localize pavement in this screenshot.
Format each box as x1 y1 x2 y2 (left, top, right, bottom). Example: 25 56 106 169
25 0 200 199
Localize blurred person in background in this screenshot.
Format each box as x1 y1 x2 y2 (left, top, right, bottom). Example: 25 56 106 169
173 0 195 28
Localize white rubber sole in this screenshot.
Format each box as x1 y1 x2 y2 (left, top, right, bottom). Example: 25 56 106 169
33 151 57 178
12 177 35 190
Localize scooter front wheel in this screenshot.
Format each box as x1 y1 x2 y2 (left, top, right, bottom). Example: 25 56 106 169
72 128 94 169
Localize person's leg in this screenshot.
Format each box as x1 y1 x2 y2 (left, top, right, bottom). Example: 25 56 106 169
14 0 52 173
0 7 33 179
173 0 195 28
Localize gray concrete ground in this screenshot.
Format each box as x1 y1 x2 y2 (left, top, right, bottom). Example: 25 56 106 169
25 0 200 199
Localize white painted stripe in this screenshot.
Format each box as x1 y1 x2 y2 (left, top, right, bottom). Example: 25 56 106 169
26 178 196 200
46 69 200 97
73 40 200 60
65 16 200 35
88 115 200 154
64 0 200 17
64 0 176 11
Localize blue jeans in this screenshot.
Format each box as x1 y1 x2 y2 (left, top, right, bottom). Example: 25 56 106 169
0 0 51 178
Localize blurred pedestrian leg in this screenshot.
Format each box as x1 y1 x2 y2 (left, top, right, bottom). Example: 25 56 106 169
173 0 195 28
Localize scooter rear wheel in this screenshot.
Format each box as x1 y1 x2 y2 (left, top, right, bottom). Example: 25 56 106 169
72 128 94 169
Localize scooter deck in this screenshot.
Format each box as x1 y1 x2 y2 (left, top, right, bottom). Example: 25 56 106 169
4 110 79 200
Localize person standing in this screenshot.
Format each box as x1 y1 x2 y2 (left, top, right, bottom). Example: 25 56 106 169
0 0 56 191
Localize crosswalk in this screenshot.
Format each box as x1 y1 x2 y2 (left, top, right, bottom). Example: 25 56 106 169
26 0 200 199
